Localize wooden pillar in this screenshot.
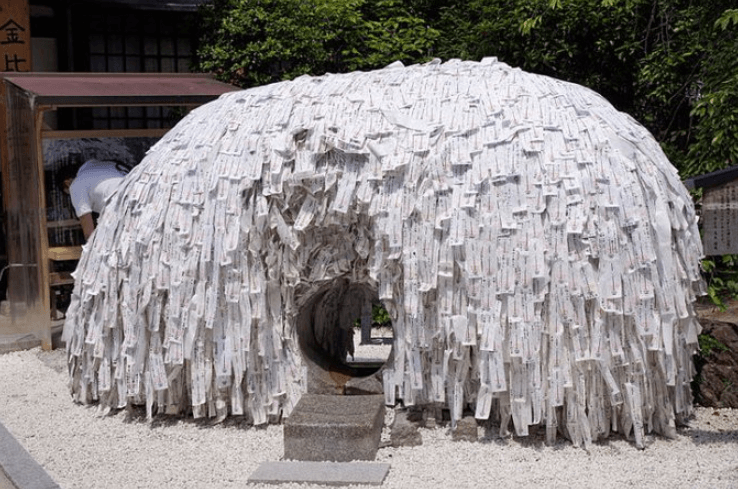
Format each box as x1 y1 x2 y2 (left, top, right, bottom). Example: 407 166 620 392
1 2 35 344
35 107 51 350
0 79 9 216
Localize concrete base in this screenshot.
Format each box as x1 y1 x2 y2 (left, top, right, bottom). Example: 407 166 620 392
0 334 41 355
284 394 385 462
0 322 64 355
248 461 390 486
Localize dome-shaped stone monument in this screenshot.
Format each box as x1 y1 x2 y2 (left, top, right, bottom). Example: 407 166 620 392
63 58 705 448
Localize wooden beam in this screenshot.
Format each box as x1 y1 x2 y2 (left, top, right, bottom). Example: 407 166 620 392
48 246 82 261
49 271 74 286
43 128 169 140
47 219 81 229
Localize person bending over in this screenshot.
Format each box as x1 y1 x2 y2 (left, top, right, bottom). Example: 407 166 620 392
59 158 129 240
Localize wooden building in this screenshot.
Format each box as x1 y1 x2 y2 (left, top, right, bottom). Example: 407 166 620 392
1 0 237 349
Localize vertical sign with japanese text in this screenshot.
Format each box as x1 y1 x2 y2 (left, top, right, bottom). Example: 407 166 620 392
0 0 32 72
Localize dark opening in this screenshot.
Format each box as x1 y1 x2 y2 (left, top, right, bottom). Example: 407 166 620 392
297 278 393 389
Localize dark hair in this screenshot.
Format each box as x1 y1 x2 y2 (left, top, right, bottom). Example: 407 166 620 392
114 161 132 174
55 154 84 189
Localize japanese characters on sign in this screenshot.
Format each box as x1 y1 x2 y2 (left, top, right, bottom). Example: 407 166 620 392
1 0 32 72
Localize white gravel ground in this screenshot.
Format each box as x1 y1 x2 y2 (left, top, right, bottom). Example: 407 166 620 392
1 348 737 489
349 326 393 363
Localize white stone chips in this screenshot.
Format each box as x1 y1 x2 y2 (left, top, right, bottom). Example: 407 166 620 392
63 58 706 447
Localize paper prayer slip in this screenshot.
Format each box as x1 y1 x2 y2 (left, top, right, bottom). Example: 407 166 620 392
64 58 704 447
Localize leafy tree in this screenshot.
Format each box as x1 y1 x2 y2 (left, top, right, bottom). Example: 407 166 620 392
683 9 738 176
196 0 438 88
197 0 350 87
338 0 440 71
630 1 737 176
433 0 648 118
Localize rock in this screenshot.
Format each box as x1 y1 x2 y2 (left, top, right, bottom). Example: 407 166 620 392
390 410 422 447
405 407 425 424
284 394 385 462
452 416 478 442
345 373 384 396
694 319 738 408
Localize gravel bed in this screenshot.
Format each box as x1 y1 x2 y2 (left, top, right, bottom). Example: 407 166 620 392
1 348 737 489
349 326 393 363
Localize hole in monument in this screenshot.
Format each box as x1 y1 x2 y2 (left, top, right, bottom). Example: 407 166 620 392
347 302 393 374
299 279 393 382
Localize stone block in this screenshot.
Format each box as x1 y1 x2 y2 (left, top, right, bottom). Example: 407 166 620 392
389 410 422 447
452 416 478 442
284 394 385 462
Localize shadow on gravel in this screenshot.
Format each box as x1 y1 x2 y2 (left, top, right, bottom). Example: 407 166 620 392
680 411 738 445
476 423 683 451
686 428 738 445
478 425 570 451
122 404 268 431
35 349 67 374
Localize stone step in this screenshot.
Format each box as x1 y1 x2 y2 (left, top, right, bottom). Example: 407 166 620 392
0 420 61 489
284 394 385 462
248 461 390 486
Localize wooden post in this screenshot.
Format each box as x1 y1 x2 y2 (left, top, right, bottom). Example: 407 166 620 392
35 107 51 350
0 0 33 73
0 79 9 218
1 2 34 344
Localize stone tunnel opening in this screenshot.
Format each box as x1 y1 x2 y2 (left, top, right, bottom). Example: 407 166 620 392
296 278 393 395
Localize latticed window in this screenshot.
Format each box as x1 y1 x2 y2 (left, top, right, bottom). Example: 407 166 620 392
71 7 198 130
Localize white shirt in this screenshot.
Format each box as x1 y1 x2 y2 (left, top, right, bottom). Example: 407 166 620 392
69 159 127 216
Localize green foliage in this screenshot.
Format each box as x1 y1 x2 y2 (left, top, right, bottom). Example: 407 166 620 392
633 2 738 177
352 303 392 328
683 27 738 176
196 0 438 88
702 255 738 310
340 0 440 71
434 0 647 117
196 0 346 87
715 9 738 30
372 303 391 326
697 333 729 358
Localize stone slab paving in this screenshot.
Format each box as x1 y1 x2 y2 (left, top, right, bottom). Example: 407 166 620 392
248 461 390 486
0 421 60 489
